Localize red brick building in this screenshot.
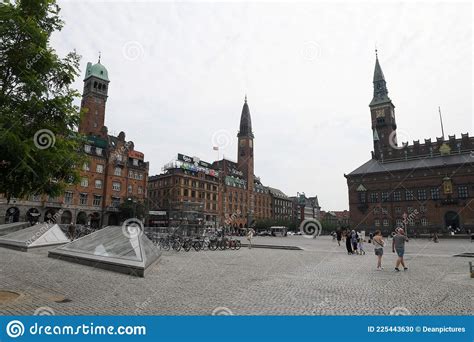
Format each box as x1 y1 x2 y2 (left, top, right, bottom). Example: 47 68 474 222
1 59 148 227
345 52 474 235
148 97 285 228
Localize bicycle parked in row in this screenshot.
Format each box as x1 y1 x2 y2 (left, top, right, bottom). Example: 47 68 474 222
154 234 241 252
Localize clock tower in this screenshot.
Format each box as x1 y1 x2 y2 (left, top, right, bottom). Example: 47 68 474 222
369 50 397 160
79 57 110 138
237 95 255 226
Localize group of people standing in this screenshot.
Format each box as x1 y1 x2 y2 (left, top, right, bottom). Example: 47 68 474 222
335 229 365 255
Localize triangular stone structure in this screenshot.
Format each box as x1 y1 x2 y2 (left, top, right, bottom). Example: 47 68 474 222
0 222 31 236
0 223 70 251
48 225 161 277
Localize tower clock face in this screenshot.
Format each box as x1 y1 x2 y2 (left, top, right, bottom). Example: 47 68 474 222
375 109 384 118
239 140 245 147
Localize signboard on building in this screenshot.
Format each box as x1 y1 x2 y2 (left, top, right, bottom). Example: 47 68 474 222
129 150 144 160
176 153 219 178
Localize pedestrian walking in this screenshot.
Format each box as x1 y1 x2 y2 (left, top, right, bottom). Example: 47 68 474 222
358 235 365 255
433 232 439 243
368 232 373 244
345 230 353 254
392 227 409 271
351 230 358 254
336 230 342 246
372 230 384 270
246 228 255 249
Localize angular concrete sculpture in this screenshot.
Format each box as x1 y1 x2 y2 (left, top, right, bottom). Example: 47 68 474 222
48 225 160 277
0 222 31 236
0 223 70 251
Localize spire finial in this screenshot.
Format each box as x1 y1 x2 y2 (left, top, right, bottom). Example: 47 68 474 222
375 44 378 58
244 94 247 103
98 51 101 63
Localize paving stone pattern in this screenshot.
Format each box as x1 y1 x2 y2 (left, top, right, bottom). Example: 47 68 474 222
0 236 472 315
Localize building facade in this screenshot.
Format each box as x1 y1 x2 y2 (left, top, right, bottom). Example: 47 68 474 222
267 187 293 221
148 97 296 229
345 52 474 235
1 59 149 227
290 193 321 223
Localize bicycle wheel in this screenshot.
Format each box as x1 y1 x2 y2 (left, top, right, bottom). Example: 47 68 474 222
183 240 192 252
193 241 202 252
172 240 182 251
235 240 241 250
218 240 226 250
162 240 171 251
209 241 218 251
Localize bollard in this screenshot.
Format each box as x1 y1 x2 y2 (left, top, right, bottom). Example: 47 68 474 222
470 262 474 278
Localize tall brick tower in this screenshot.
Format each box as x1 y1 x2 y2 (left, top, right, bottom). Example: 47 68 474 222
237 95 255 226
369 50 397 160
79 57 110 138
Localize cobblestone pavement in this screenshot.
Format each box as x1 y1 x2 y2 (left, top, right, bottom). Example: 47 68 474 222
0 236 472 316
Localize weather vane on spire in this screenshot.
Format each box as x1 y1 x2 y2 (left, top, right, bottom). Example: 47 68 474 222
98 51 101 63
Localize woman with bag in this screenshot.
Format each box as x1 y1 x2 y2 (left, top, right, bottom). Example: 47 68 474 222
372 230 385 270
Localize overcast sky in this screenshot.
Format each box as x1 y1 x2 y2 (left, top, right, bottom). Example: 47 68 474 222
52 0 472 210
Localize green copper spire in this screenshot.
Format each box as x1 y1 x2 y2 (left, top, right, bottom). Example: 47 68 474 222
84 59 109 82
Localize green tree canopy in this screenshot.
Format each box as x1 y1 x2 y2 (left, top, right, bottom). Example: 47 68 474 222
0 0 85 202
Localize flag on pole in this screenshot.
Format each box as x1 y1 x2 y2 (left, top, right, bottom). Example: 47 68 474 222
213 146 219 151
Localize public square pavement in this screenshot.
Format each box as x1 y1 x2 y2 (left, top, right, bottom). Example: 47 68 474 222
0 235 472 316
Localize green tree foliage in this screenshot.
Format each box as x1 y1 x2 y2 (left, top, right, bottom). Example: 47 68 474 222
0 0 85 202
